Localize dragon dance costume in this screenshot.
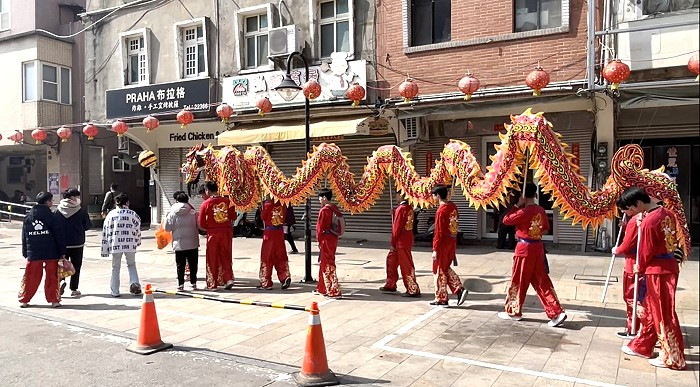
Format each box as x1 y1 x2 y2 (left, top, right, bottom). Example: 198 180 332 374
432 201 463 303
316 203 342 297
198 196 236 289
614 213 643 334
383 201 420 295
259 200 291 289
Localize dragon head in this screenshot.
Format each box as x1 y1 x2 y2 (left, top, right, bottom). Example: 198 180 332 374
182 143 207 185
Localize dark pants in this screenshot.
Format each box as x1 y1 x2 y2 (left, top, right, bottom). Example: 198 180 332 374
285 231 298 252
497 224 516 249
65 247 84 291
175 249 198 286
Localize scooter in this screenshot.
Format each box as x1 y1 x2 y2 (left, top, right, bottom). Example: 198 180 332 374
233 211 262 238
413 208 436 242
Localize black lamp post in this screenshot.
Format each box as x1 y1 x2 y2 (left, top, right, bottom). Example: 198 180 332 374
273 51 315 283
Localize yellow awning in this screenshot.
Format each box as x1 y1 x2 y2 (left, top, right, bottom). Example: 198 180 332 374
217 116 370 146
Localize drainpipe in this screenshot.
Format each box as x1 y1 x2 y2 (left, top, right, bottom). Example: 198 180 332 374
587 0 597 90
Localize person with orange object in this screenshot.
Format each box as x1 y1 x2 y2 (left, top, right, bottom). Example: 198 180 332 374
430 185 467 307
380 195 420 297
611 197 643 339
258 198 292 290
198 181 236 290
620 187 686 370
498 183 567 327
314 188 342 298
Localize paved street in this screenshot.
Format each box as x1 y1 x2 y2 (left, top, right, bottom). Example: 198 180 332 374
0 226 698 386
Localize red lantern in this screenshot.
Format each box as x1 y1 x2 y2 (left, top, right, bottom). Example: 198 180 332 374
457 72 480 101
143 115 160 132
111 119 128 137
526 66 550 96
602 59 631 90
345 83 366 107
399 78 419 103
9 131 22 144
216 103 235 123
177 109 194 128
31 128 47 144
688 53 699 81
0 133 2 141
256 97 272 116
302 80 322 100
82 123 99 140
57 126 72 142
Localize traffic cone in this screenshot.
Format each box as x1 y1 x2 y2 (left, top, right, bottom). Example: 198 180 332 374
293 302 339 386
126 284 173 355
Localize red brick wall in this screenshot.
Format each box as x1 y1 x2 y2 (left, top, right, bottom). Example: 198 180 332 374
376 0 591 98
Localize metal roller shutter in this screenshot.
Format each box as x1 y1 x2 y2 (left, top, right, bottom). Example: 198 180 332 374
411 138 447 234
158 148 185 222
617 105 700 140
450 136 480 239
617 124 699 140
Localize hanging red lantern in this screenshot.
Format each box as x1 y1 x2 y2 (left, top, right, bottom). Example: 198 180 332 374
256 97 272 116
457 72 480 101
302 80 322 100
31 128 47 144
398 78 419 103
57 126 72 142
82 123 99 140
688 53 699 81
177 109 194 128
526 66 550 96
9 131 23 144
0 133 2 141
602 59 631 90
345 83 366 107
111 119 128 137
216 103 235 123
143 115 160 132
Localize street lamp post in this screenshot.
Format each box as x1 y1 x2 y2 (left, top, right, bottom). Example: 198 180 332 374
273 52 315 283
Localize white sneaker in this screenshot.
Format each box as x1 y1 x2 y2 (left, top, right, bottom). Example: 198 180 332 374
190 283 198 290
621 345 650 359
497 312 522 321
71 290 81 297
648 357 668 368
51 302 61 308
224 280 235 290
548 312 567 327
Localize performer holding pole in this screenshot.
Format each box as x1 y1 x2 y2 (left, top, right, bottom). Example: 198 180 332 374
257 198 292 290
610 200 641 339
620 187 686 370
198 181 236 290
379 193 421 297
601 217 626 303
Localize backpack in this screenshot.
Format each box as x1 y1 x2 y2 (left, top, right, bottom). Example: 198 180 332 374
329 210 346 236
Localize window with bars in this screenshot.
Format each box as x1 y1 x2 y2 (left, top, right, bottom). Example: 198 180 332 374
244 14 269 69
0 0 10 31
411 0 451 46
319 0 351 58
126 36 147 85
182 25 206 77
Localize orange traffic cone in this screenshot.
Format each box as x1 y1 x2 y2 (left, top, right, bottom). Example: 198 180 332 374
293 302 339 386
127 284 173 355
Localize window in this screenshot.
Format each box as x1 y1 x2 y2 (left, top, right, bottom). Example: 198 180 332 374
410 0 451 46
112 156 131 173
22 61 71 104
174 19 208 79
0 0 9 31
319 0 351 58
244 14 269 69
514 0 562 32
120 29 150 86
88 146 104 195
643 0 699 15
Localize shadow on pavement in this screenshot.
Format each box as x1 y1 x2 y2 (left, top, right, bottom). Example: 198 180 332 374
51 303 139 311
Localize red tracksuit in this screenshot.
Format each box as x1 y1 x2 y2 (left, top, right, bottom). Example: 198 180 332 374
198 196 236 289
316 204 341 297
502 204 563 318
432 201 463 303
627 207 686 370
259 200 291 288
383 201 420 295
614 214 642 334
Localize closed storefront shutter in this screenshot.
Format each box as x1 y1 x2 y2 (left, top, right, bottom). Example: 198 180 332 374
158 148 185 222
617 105 699 140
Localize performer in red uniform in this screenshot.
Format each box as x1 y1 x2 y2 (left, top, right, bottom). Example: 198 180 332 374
621 188 686 370
198 181 236 290
498 183 567 327
611 198 643 339
314 188 341 298
258 199 292 290
380 196 420 297
430 186 467 307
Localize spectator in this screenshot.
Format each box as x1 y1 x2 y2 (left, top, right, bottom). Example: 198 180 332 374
55 188 92 297
101 193 142 297
284 205 299 254
19 192 65 308
165 191 199 291
101 183 120 218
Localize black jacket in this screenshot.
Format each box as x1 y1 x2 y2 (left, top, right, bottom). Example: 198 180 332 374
22 205 66 260
55 208 92 248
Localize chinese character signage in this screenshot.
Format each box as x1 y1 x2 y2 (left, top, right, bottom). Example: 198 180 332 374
106 78 211 119
222 57 367 108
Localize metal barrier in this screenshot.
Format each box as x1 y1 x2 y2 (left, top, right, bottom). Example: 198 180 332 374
152 287 310 312
0 200 32 221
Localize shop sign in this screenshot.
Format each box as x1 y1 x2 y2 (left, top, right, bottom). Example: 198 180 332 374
222 56 367 108
313 135 344 142
106 78 211 119
666 147 679 182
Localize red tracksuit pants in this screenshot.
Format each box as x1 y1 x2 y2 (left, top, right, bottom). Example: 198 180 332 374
384 247 420 295
432 245 462 303
317 237 341 297
18 260 60 304
627 273 686 370
504 254 563 319
259 232 290 288
623 271 641 334
205 228 234 289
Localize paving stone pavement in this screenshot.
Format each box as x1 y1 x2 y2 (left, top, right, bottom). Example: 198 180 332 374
0 227 698 386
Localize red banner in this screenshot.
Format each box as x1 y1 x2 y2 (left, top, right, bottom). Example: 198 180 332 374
426 151 433 176
571 143 580 168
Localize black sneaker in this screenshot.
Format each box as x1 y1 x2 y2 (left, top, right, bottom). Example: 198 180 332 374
616 331 637 339
402 292 421 298
130 283 142 295
379 286 397 292
456 288 469 306
60 281 67 296
429 301 449 307
281 277 292 289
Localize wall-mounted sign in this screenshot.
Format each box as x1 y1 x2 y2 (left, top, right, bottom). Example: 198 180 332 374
222 57 367 108
106 78 211 119
494 123 506 132
666 146 678 182
426 151 433 176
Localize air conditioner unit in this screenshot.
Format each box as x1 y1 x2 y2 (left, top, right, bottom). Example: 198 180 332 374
401 117 419 140
268 25 298 57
